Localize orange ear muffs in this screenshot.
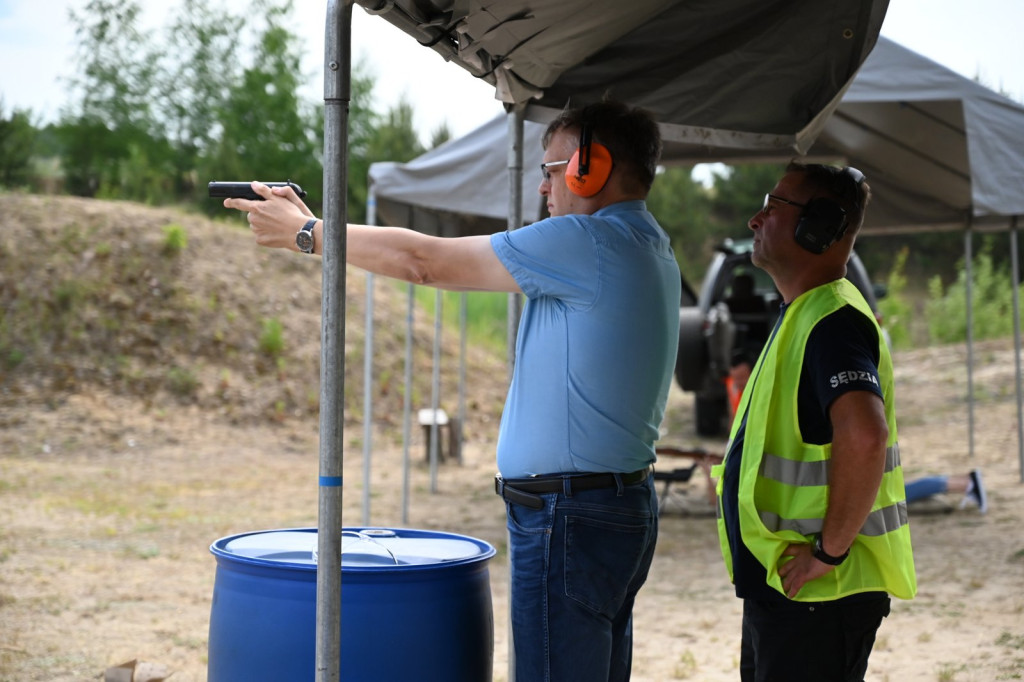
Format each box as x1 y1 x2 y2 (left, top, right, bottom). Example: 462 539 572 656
565 124 613 197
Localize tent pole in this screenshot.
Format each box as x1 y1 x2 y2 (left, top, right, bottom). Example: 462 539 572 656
964 222 975 459
318 2 351 680
403 285 414 522
429 289 443 492
458 293 467 464
506 107 526 376
1011 216 1024 482
504 102 526 682
362 190 377 525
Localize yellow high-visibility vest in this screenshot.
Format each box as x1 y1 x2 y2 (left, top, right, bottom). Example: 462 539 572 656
714 279 916 601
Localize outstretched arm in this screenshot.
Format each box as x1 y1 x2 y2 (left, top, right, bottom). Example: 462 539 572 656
224 181 521 293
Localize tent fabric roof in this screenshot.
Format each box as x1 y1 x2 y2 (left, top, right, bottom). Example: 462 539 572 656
816 37 1024 227
370 116 547 234
370 37 1024 234
355 0 888 156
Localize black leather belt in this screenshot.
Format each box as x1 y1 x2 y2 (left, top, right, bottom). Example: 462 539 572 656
495 467 652 509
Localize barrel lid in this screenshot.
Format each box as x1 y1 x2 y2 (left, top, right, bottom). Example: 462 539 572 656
210 527 495 571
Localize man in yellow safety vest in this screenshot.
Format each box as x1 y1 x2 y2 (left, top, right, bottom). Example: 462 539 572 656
713 162 916 681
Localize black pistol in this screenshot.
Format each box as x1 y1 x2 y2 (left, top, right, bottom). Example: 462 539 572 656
208 181 307 201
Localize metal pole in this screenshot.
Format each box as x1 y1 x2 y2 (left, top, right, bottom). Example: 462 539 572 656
964 223 975 459
429 289 443 492
362 190 377 525
458 293 467 464
1010 216 1024 482
317 2 351 680
402 284 414 522
506 107 526 377
505 103 526 682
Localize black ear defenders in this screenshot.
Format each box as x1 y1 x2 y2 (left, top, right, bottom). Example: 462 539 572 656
793 167 866 254
565 123 613 197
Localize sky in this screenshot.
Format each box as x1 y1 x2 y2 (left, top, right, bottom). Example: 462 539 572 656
0 0 1022 146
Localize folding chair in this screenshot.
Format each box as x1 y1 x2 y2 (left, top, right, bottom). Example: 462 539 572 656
653 445 723 514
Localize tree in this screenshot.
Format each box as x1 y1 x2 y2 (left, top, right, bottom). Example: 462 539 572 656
646 166 714 280
163 0 244 199
59 0 166 198
206 0 323 212
709 162 787 230
429 121 453 149
348 95 426 223
0 101 36 188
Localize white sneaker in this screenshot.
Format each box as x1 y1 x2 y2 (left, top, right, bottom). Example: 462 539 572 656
961 469 988 514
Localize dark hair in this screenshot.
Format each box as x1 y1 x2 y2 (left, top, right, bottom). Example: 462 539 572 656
543 100 662 194
785 161 872 235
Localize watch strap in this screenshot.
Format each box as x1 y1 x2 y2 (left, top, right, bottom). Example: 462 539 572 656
812 534 849 565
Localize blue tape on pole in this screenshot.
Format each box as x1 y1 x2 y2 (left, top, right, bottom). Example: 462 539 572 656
319 476 343 487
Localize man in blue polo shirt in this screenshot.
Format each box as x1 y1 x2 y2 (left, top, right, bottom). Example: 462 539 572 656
226 100 681 682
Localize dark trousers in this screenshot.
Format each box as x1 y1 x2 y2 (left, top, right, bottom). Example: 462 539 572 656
740 593 891 682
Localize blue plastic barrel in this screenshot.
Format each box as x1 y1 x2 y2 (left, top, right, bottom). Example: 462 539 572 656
208 527 496 682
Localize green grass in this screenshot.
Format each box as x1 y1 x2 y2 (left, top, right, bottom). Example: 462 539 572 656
407 285 511 352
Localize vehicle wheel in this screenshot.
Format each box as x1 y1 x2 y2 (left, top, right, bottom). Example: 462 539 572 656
676 307 708 391
694 394 727 436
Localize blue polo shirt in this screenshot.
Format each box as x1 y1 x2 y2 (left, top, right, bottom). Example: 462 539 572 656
489 201 680 478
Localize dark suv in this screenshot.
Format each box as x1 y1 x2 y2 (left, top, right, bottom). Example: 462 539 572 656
675 238 887 436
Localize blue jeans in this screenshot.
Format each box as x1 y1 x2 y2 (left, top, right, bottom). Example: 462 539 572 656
504 474 658 682
904 475 948 503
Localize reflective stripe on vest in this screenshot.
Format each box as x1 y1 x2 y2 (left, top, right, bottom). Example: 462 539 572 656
761 443 902 487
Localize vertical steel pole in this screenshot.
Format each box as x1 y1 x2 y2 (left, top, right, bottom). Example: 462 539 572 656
964 223 975 459
362 190 377 525
1010 216 1024 482
318 2 351 680
458 292 467 464
402 283 414 522
505 103 526 682
506 107 525 376
429 289 443 492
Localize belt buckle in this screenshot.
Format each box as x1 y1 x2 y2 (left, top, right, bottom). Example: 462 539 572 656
495 475 545 510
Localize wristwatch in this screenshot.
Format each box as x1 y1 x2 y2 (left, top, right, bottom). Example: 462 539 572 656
812 534 849 566
296 219 317 254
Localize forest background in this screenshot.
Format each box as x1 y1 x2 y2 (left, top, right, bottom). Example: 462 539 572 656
1 0 1023 354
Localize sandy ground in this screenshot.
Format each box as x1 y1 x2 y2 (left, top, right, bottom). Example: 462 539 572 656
1 338 1023 681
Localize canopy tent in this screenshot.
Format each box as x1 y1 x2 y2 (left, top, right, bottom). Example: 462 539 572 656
370 37 1024 235
353 0 888 157
317 1 895 679
370 117 548 236
366 41 1024 470
806 37 1024 232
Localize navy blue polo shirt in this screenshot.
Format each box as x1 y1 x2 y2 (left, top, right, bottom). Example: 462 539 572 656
722 302 883 601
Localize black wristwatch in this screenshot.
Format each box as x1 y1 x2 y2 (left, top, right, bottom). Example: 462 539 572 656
296 218 317 254
812 534 849 566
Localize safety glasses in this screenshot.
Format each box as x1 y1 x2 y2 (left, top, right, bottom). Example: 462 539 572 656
540 159 570 181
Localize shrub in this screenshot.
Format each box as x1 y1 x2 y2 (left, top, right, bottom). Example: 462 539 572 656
166 366 198 397
926 250 1020 344
161 223 188 256
878 247 914 349
259 318 285 358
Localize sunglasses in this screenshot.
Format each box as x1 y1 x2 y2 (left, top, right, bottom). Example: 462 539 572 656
761 193 807 213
